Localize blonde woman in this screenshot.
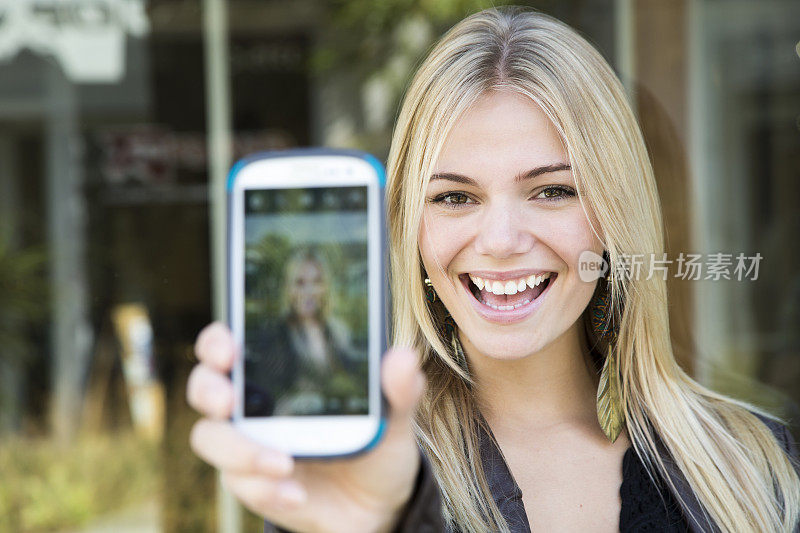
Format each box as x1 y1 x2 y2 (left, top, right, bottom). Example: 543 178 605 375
245 248 362 417
187 7 800 532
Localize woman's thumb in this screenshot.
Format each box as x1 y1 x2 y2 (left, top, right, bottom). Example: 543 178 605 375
381 347 425 433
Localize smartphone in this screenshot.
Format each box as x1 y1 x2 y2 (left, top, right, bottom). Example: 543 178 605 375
227 148 386 458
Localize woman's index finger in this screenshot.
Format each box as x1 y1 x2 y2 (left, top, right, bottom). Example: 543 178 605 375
195 321 237 371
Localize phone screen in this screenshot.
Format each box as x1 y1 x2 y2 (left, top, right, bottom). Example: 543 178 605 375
242 186 369 417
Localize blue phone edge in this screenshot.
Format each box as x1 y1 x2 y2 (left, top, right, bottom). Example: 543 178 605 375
226 147 389 460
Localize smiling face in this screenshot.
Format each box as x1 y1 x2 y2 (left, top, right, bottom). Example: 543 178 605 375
419 90 604 360
288 260 326 320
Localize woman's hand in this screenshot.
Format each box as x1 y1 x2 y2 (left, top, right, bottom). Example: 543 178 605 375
187 322 425 533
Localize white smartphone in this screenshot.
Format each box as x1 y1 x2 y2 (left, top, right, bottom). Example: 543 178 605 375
227 148 387 458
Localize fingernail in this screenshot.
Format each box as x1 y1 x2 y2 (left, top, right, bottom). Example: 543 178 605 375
277 481 306 506
258 453 293 476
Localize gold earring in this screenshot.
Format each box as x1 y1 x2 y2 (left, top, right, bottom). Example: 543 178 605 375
424 277 437 302
596 345 624 442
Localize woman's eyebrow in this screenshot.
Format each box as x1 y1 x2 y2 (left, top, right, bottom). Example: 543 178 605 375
515 163 571 182
429 163 572 185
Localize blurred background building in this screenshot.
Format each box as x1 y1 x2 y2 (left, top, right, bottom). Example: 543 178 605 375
0 0 798 531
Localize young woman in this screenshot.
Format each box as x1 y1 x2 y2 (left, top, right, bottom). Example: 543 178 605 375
187 7 800 532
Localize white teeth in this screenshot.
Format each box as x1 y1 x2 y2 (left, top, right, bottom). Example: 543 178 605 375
469 273 552 295
526 272 552 289
469 275 484 290
477 297 532 310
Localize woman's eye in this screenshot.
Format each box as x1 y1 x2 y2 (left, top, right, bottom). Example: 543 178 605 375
430 192 474 207
534 185 576 201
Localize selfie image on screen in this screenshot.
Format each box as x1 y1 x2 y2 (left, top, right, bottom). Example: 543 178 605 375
243 186 368 417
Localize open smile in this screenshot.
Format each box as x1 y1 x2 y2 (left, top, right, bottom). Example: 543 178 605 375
458 270 556 324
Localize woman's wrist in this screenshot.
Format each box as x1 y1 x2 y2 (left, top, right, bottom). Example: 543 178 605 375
338 453 425 533
317 500 408 533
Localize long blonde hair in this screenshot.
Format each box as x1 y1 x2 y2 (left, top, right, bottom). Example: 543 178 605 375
385 7 800 532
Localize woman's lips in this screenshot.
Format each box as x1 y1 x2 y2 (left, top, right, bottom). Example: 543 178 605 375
458 272 556 324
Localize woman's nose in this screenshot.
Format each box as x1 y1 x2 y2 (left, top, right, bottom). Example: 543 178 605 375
473 201 536 259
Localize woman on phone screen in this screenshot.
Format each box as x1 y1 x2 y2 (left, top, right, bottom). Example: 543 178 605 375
187 7 800 532
245 248 364 417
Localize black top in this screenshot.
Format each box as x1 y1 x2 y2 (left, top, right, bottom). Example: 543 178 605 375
245 320 365 417
386 444 689 533
434 421 691 532
386 414 800 533
619 446 689 532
